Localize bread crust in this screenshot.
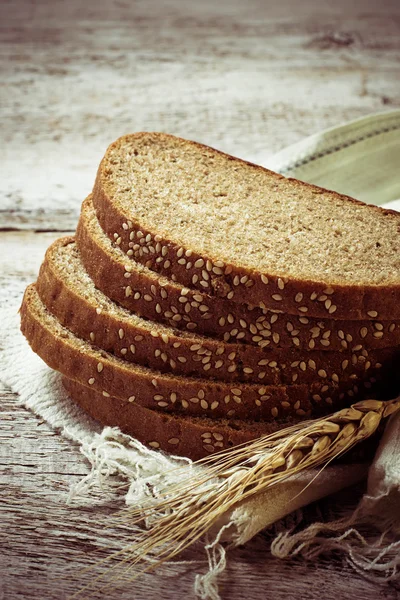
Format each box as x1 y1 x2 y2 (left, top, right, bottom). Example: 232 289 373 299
21 285 391 422
62 377 380 463
37 237 400 391
92 132 400 321
77 197 400 353
62 377 299 460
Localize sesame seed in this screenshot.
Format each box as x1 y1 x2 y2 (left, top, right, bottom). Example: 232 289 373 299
201 399 208 409
181 400 189 408
128 395 136 402
271 407 279 417
328 305 337 314
227 314 235 324
168 438 180 445
292 337 300 346
272 294 283 301
389 323 396 332
341 360 348 369
300 361 306 371
310 292 318 300
295 293 303 303
296 409 306 416
322 330 331 339
125 286 133 297
308 339 315 349
243 367 253 374
270 314 278 324
96 308 102 315
293 401 301 410
88 378 95 385
272 333 280 344
189 397 199 404
194 259 204 268
320 339 330 347
90 332 95 342
367 310 378 318
118 328 124 339
261 274 269 285
332 373 339 383
313 394 322 402
177 258 186 265
308 360 316 370
318 369 327 378
373 331 384 338
149 441 160 448
97 362 103 373
227 365 236 372
374 322 383 331
277 278 285 290
298 306 308 313
102 391 110 397
299 317 309 324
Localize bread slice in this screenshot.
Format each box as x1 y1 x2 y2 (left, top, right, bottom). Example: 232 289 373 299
21 285 384 422
92 132 400 320
38 236 400 390
77 196 400 352
62 377 299 460
63 377 380 462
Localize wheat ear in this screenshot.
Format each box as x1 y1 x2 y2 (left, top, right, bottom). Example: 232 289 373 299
71 398 400 597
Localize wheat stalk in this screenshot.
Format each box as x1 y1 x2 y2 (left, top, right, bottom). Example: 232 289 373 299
71 398 400 597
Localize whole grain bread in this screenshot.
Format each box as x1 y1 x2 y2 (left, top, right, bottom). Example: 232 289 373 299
38 236 400 390
62 377 299 460
77 196 400 352
21 285 389 422
92 132 400 320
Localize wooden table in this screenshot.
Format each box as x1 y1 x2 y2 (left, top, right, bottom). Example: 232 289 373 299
1 1 400 598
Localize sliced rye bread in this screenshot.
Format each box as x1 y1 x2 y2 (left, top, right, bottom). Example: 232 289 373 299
62 377 381 462
77 196 400 352
37 236 400 389
21 285 392 422
92 132 400 320
62 377 300 460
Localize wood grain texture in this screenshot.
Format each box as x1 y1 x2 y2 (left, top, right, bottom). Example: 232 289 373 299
1 0 400 598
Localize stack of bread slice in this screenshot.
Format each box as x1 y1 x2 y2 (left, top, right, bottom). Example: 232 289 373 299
21 133 400 460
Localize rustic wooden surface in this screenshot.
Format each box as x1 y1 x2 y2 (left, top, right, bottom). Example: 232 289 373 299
1 0 400 598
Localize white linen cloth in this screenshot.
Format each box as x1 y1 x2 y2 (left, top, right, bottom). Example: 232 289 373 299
1 109 400 598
